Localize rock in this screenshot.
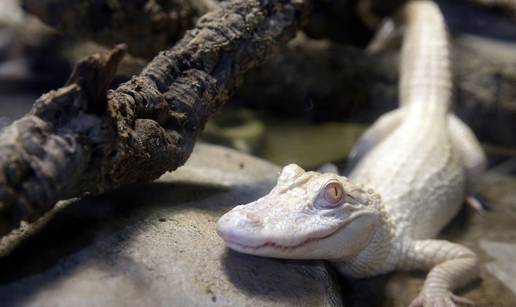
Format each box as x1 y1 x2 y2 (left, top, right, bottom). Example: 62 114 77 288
479 240 516 296
0 0 24 28
0 143 342 307
453 35 516 149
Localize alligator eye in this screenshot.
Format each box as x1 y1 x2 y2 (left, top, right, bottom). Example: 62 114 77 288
322 181 345 207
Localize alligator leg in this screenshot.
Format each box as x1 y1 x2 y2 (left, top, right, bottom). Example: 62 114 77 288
448 115 487 178
366 18 403 54
400 239 478 307
449 115 490 211
347 109 403 171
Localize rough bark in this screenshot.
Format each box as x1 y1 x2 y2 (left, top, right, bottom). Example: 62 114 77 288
0 0 310 236
21 0 197 59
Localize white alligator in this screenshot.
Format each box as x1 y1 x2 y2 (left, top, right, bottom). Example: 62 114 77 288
217 1 487 306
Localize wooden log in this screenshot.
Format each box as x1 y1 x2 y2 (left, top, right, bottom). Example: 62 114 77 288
0 0 310 236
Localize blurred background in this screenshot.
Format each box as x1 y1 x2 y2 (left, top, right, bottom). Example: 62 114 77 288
0 0 515 306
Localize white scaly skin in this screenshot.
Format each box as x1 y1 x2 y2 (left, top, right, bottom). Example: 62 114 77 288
217 1 487 306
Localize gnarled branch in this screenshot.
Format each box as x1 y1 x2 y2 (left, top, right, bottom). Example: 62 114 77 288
0 0 310 237
22 0 198 59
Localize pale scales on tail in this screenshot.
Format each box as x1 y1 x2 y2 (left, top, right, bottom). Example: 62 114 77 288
217 1 487 306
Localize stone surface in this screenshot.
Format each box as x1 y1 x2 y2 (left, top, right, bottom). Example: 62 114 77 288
1 143 515 307
0 0 23 27
479 240 516 295
0 143 342 307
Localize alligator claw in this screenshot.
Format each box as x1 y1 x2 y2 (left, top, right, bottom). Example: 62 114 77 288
409 291 474 307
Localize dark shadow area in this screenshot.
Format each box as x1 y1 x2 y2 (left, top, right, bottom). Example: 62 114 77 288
222 248 337 302
439 0 516 42
440 201 476 241
0 181 227 305
340 273 390 307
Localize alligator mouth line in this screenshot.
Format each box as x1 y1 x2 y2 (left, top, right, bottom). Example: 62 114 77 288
223 230 339 252
221 211 367 253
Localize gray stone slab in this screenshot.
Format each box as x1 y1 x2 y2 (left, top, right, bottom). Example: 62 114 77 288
480 240 516 296
0 143 342 307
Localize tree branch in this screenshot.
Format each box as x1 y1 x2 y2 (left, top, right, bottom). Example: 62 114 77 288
21 0 198 59
0 0 310 237
22 0 406 56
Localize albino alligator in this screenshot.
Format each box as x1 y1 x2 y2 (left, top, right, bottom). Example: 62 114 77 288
217 1 487 306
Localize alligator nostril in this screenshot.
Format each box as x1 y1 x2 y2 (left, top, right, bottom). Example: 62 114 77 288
243 212 262 227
